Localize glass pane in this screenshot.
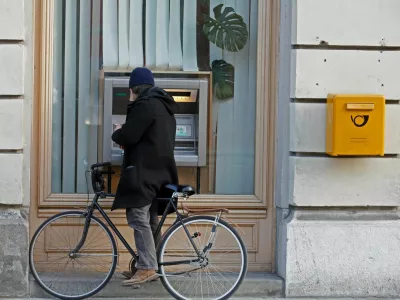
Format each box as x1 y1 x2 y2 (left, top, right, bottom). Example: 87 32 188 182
51 0 258 195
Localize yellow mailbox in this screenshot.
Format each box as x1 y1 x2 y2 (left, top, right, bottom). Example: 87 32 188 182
326 94 385 156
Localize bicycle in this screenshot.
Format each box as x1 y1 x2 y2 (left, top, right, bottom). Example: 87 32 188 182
29 162 248 300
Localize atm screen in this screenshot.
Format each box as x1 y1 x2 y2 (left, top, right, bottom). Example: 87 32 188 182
176 125 192 137
112 88 130 115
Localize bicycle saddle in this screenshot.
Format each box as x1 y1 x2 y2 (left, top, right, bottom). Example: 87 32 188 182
164 184 196 196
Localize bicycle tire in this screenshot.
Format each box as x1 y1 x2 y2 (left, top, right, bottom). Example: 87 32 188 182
157 215 248 300
29 211 118 300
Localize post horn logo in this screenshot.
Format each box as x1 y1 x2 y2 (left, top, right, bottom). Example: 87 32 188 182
351 115 369 127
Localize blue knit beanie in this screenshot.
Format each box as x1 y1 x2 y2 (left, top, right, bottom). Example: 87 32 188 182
129 67 155 88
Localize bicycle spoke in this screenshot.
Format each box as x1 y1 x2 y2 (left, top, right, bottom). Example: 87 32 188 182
200 265 204 300
206 266 222 297
81 224 103 249
51 225 72 252
30 212 117 299
207 263 236 290
48 258 71 288
159 216 247 300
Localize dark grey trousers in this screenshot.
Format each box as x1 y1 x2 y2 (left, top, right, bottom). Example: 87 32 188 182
126 204 161 270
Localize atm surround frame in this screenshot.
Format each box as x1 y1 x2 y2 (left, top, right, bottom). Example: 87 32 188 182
101 76 209 168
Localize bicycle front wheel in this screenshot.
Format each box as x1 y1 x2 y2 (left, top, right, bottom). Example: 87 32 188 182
29 211 117 300
158 216 248 300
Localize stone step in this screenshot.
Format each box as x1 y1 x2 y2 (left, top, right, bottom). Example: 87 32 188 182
30 272 284 299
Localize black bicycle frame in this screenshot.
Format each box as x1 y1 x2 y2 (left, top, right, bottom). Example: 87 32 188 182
72 191 202 266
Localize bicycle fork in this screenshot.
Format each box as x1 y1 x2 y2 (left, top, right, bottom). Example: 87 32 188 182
69 207 94 257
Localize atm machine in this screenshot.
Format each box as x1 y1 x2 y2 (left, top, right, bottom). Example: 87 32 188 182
101 76 209 191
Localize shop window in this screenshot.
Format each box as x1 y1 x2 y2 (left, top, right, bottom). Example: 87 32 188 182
50 0 259 196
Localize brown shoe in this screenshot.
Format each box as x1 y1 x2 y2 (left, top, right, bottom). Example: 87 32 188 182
121 269 159 281
122 269 159 286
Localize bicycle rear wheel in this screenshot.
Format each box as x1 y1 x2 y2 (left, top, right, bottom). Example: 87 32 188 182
158 215 248 300
29 211 117 300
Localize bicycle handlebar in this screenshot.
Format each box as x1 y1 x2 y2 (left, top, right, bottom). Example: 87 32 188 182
91 162 111 170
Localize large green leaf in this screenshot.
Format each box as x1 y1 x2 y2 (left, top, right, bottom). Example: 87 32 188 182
212 60 234 100
203 4 249 52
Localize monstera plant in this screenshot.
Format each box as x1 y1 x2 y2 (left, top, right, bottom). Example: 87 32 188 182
211 59 235 100
203 4 249 100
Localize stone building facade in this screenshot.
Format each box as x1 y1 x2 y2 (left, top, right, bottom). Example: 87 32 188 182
0 0 400 297
0 0 33 296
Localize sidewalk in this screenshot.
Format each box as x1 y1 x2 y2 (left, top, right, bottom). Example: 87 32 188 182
26 271 398 300
30 272 284 299
6 298 400 300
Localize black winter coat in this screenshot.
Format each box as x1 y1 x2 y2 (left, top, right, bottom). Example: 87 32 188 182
111 87 179 211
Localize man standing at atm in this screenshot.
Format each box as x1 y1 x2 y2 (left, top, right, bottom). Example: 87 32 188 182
111 67 179 285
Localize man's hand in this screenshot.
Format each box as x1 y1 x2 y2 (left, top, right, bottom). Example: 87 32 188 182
113 125 124 149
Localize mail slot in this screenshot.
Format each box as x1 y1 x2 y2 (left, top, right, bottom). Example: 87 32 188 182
326 94 385 156
101 76 209 167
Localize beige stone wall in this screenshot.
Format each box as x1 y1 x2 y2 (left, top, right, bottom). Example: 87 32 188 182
290 0 400 206
276 0 400 297
0 0 33 296
0 0 25 205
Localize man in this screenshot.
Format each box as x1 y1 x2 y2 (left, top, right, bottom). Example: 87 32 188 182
111 67 179 285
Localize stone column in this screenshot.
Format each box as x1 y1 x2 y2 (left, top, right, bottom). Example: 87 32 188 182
0 0 33 296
